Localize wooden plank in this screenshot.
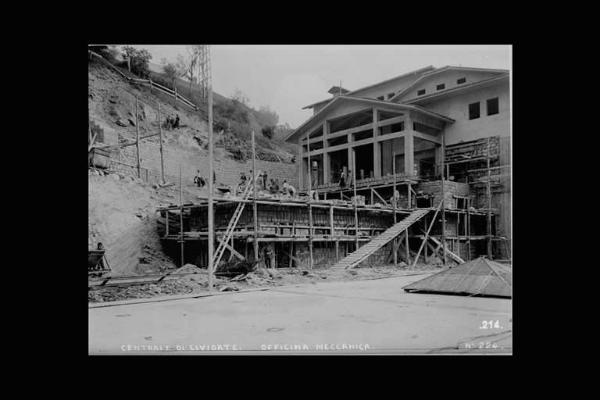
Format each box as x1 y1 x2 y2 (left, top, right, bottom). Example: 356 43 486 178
217 237 245 261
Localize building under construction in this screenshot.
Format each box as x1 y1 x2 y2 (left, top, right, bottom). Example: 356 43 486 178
157 65 511 271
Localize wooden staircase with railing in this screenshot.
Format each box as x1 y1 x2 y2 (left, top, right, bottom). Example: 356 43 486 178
331 209 430 270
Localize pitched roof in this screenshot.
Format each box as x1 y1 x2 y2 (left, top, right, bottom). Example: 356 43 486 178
391 66 509 102
285 95 454 143
403 257 512 298
302 65 436 110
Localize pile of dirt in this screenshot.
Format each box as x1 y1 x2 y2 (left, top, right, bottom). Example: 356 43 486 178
88 264 443 303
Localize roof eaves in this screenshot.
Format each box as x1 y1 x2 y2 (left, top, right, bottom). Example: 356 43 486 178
402 74 509 104
286 95 454 142
391 67 509 102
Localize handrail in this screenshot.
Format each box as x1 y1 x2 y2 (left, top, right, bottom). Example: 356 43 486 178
89 50 199 111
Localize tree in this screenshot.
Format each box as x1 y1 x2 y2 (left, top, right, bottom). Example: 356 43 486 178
176 46 204 94
162 63 179 88
121 46 152 78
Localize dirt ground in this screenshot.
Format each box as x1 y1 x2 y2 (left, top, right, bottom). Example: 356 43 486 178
88 264 443 303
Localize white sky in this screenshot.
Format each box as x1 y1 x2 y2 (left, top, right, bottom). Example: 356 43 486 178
130 45 511 128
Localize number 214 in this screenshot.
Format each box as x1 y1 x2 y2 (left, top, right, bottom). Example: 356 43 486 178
480 320 500 329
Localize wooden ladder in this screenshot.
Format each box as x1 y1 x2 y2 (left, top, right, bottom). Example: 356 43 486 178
213 170 260 271
331 209 430 270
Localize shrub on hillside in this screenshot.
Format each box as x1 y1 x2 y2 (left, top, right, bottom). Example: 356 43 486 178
121 46 152 79
261 125 275 140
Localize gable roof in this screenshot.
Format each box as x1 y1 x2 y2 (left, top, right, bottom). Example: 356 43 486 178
391 66 509 102
286 95 454 143
302 65 436 110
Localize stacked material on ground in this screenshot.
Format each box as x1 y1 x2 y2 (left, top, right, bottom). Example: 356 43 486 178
402 257 511 298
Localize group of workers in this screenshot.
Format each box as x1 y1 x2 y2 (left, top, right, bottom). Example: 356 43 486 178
238 171 296 197
193 169 296 197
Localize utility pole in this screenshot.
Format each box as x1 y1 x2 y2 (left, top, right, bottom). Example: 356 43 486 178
441 131 447 265
392 151 398 267
251 130 259 265
207 48 214 291
486 137 493 259
158 103 165 184
179 164 184 267
307 133 313 269
352 151 359 251
135 96 141 178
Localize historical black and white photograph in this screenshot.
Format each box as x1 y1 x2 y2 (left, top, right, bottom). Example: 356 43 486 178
88 44 512 355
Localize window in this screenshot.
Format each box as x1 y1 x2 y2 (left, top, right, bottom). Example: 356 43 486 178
417 89 426 96
457 77 466 84
468 102 480 120
377 95 384 100
387 92 395 99
487 97 499 115
436 83 445 90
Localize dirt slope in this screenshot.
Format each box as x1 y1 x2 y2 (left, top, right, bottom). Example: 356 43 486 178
89 59 300 276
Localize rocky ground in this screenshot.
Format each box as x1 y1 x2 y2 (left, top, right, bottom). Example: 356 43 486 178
88 264 443 303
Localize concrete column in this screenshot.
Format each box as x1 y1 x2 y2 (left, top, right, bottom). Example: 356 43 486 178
323 121 329 184
372 108 381 178
404 113 414 177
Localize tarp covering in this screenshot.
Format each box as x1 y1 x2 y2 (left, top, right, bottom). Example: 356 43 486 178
403 257 512 298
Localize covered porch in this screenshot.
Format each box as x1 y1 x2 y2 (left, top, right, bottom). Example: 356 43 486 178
292 98 453 192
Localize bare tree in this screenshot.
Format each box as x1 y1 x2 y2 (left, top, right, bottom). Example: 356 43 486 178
176 46 203 95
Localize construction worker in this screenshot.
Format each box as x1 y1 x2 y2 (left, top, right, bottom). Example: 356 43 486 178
390 189 400 208
194 170 205 188
96 242 106 271
237 172 247 195
174 114 180 129
263 245 274 269
347 169 353 188
270 178 279 194
262 172 268 190
282 180 296 197
339 168 346 188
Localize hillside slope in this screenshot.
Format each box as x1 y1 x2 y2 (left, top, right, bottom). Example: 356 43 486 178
89 59 300 275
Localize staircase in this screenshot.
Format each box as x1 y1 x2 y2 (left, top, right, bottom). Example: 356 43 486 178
331 209 430 270
213 171 260 271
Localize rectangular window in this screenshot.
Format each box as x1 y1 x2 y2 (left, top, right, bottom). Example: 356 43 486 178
468 102 480 120
436 83 445 90
487 97 499 115
417 89 426 96
457 77 466 84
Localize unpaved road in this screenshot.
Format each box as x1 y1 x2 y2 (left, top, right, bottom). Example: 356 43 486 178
89 274 512 355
